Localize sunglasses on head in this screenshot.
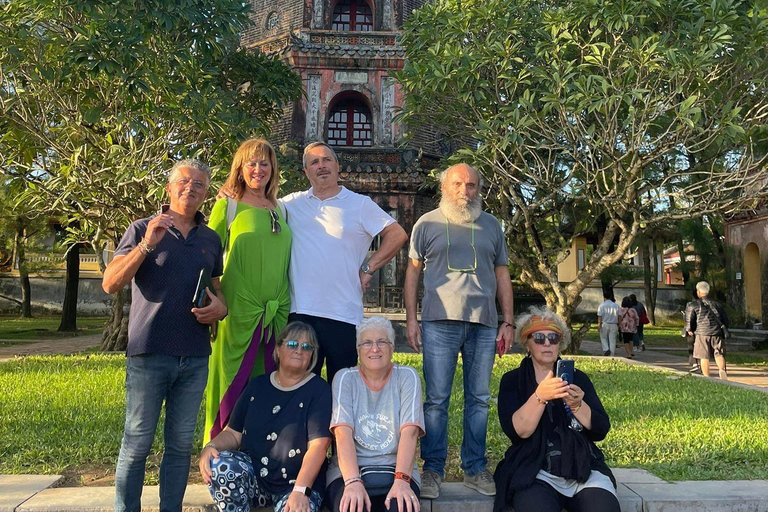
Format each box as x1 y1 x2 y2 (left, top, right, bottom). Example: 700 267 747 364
269 209 281 234
283 340 314 352
530 332 562 345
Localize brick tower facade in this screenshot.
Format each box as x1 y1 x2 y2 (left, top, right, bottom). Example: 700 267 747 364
242 0 444 310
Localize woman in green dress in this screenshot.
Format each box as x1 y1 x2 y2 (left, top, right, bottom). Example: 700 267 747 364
204 139 291 443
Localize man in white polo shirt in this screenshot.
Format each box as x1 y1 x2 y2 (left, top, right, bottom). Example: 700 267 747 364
596 291 620 356
283 142 408 383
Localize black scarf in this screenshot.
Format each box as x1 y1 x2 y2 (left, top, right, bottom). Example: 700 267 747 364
493 356 592 512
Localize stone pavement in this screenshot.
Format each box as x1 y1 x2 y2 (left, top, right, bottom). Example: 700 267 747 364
0 334 102 362
5 470 768 512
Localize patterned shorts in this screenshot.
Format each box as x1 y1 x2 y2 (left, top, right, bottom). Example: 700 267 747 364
208 451 323 512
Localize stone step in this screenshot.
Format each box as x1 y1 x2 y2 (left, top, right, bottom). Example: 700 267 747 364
11 471 768 512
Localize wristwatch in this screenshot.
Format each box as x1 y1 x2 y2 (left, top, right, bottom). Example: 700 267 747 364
361 262 375 275
293 485 311 497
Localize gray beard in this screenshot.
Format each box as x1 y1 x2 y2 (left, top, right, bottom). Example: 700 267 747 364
439 195 482 224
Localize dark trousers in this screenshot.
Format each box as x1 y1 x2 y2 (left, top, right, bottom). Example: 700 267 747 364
512 480 620 512
288 313 357 384
327 477 421 512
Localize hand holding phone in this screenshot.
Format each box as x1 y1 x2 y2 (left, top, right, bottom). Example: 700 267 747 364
556 359 574 385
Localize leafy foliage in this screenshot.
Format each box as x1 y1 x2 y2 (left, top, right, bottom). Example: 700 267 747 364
0 0 302 250
397 0 768 349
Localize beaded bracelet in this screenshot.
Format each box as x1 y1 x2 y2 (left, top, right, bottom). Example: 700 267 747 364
534 393 548 405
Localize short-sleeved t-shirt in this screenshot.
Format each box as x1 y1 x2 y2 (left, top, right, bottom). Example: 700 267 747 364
597 300 620 324
114 211 223 357
229 373 332 496
328 365 425 486
409 209 508 327
281 187 395 325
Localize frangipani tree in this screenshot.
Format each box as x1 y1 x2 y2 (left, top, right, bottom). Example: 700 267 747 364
397 0 768 350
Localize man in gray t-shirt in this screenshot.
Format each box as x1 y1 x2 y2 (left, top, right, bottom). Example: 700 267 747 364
404 164 515 499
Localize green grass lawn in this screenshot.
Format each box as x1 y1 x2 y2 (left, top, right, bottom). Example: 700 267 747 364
0 316 107 340
2 354 768 484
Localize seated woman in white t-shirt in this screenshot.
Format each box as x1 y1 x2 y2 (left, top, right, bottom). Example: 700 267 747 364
328 316 425 512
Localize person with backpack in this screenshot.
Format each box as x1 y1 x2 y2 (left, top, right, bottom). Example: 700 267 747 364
685 281 729 380
618 297 640 359
628 294 648 351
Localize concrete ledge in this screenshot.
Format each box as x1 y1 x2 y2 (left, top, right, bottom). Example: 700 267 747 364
13 471 768 512
0 475 63 512
17 486 215 512
624 480 768 512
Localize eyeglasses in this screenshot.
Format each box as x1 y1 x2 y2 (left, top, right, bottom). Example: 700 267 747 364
283 340 314 352
446 220 477 273
530 332 562 345
358 340 392 350
170 178 206 191
269 209 281 234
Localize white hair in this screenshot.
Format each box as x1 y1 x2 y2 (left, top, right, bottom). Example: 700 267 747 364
515 305 571 351
438 164 485 189
696 281 710 296
169 158 211 184
356 316 396 347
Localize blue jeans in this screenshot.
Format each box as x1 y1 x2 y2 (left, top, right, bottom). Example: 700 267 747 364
420 320 497 477
115 354 209 512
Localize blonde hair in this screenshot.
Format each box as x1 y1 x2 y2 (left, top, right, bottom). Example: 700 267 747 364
515 305 571 351
224 139 280 203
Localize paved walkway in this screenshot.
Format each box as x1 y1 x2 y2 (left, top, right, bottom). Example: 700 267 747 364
577 339 768 392
0 334 102 362
3 471 768 512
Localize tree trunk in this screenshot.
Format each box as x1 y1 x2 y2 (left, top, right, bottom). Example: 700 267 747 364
642 241 656 325
14 217 32 318
650 239 658 321
100 286 129 351
58 242 83 332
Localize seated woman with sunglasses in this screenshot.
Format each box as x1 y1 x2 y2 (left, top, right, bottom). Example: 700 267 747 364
204 138 292 445
493 307 619 512
200 321 332 512
328 316 424 512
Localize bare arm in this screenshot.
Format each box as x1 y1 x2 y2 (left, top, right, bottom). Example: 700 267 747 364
495 265 515 352
335 425 370 512
511 372 569 439
102 214 173 293
198 427 243 484
283 436 332 512
386 425 420 512
367 222 408 272
404 259 424 353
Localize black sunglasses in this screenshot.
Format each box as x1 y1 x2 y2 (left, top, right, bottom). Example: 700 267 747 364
269 209 281 234
284 340 314 352
531 332 562 345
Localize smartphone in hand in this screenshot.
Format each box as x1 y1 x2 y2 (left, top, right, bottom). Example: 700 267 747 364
193 268 212 308
556 359 574 385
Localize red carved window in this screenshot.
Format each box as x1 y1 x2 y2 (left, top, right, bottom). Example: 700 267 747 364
328 97 373 147
332 0 373 32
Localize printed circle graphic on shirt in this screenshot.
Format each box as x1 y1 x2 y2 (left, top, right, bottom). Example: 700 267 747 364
355 413 395 450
